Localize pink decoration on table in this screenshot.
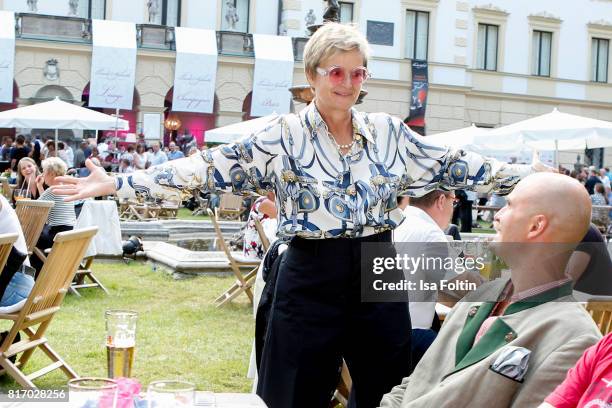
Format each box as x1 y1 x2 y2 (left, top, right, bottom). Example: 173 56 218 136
115 377 142 408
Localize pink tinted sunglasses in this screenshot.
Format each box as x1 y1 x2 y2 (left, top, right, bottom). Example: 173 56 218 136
315 65 372 85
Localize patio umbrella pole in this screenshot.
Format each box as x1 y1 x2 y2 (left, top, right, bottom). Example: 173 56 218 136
554 139 559 169
55 128 58 153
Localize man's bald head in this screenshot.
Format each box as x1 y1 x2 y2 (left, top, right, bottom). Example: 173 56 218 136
493 173 591 244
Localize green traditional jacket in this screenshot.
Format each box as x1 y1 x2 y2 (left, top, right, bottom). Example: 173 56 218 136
380 278 602 408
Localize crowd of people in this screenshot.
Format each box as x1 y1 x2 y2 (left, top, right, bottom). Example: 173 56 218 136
0 133 205 178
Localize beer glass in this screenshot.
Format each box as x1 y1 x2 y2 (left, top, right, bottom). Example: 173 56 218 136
147 380 195 407
105 310 137 379
68 377 118 408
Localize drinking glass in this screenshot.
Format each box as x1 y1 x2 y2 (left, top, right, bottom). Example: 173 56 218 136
147 380 195 407
13 188 29 201
105 310 138 378
68 377 118 408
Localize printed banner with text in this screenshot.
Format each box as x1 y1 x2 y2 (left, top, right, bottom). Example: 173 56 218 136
251 34 294 117
89 20 137 110
0 11 15 104
405 60 429 133
172 27 218 113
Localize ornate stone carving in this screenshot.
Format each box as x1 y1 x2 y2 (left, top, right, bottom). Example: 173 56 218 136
43 59 59 81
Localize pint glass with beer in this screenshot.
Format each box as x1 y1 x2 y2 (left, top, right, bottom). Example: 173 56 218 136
105 310 137 378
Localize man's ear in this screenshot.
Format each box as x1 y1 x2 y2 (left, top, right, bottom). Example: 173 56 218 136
436 194 446 211
527 214 548 239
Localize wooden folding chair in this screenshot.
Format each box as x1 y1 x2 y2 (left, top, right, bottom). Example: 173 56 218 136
0 227 97 388
14 200 54 257
158 198 180 219
0 233 18 272
253 218 270 253
586 300 612 335
70 255 109 297
218 193 245 220
207 209 260 307
1 177 13 201
330 360 352 407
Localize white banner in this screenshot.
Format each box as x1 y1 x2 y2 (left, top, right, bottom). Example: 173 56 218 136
251 34 294 117
89 20 137 110
172 27 218 113
0 11 15 104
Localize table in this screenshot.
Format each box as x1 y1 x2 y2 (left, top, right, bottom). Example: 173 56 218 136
75 200 123 257
3 392 267 407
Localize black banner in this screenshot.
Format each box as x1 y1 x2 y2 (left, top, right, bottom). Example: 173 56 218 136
405 60 429 135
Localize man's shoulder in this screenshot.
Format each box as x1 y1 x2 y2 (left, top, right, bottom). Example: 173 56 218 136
394 211 445 243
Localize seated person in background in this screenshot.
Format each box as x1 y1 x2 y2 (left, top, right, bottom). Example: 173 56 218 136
13 157 40 202
566 223 612 298
539 332 612 408
590 183 608 205
396 194 410 211
0 194 34 311
243 191 277 260
31 157 76 275
380 173 602 408
118 158 134 174
393 190 458 371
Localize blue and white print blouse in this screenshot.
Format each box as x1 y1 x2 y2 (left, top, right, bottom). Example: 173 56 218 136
115 103 532 239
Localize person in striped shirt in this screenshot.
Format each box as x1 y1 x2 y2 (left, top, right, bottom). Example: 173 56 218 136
31 157 76 276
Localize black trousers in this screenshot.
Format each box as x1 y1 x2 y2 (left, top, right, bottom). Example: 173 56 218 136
31 224 73 277
256 231 412 408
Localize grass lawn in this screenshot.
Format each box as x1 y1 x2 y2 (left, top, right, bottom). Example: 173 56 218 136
176 207 210 221
0 262 254 392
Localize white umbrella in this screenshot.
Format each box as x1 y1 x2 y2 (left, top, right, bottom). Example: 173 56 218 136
426 124 490 149
205 114 278 144
0 97 129 149
484 108 612 165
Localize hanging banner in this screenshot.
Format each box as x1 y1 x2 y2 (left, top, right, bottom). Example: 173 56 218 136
405 60 429 135
251 34 294 117
0 11 15 104
89 20 137 110
172 27 218 113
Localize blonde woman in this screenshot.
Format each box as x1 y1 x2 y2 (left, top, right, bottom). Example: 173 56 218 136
32 157 76 275
14 157 40 202
54 23 552 408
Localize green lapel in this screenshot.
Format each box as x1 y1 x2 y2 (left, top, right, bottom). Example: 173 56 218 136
454 302 495 366
503 282 573 315
446 281 573 379
446 317 516 378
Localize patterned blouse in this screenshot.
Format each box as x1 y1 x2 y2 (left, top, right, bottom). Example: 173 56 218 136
115 103 532 239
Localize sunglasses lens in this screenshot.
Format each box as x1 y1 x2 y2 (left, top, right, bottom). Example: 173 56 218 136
328 67 345 84
351 68 367 84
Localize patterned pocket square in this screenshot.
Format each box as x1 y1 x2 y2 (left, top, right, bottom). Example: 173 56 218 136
489 346 531 382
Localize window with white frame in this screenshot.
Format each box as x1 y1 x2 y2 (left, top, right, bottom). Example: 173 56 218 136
592 37 609 82
476 23 498 70
149 0 181 26
405 10 429 60
339 2 354 23
221 0 249 32
532 30 552 76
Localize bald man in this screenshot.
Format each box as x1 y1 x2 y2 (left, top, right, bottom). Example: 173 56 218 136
380 173 602 408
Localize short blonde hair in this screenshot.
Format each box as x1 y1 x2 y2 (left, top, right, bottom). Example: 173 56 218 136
42 157 67 176
303 22 370 78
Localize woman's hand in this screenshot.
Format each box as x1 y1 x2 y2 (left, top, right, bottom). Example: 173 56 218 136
35 174 44 190
52 159 117 201
531 150 558 173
